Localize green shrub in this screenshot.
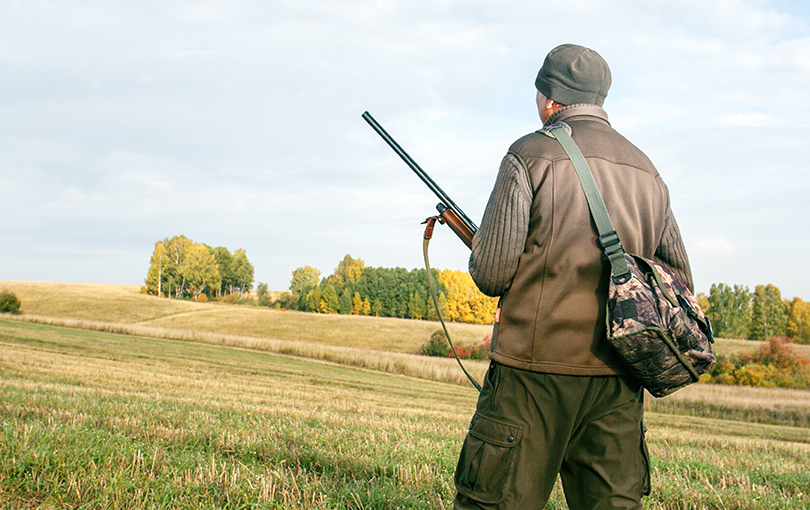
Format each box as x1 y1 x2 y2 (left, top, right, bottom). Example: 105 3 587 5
256 282 271 307
0 290 21 314
272 291 297 310
468 335 491 360
416 330 451 357
417 332 491 360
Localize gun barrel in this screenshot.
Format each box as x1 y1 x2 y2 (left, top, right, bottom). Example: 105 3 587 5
362 111 478 233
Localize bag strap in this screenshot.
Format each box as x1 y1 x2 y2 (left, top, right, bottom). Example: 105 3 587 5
542 123 632 284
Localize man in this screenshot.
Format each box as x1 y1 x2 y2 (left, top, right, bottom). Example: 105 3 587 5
453 44 693 509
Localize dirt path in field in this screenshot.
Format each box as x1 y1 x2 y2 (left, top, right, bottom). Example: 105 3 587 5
132 307 224 325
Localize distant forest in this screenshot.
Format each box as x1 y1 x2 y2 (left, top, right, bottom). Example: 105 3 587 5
287 255 498 325
142 239 497 324
698 283 809 344
144 235 254 301
142 238 809 336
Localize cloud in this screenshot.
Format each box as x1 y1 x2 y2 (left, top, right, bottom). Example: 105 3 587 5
692 237 740 258
715 113 776 127
1 0 809 299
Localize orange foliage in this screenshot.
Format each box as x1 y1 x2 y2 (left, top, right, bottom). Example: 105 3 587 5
437 269 498 324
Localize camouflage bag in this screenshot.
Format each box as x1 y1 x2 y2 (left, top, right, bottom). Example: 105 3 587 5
606 254 714 396
545 123 715 397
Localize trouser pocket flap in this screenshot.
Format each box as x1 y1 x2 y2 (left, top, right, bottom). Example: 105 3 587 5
469 413 523 447
455 413 523 504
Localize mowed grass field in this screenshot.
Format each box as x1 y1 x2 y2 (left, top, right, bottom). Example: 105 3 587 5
4 280 808 364
0 281 494 352
2 281 810 508
0 281 494 387
2 319 810 509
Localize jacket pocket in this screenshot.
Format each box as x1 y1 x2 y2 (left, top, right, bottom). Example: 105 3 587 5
455 412 523 504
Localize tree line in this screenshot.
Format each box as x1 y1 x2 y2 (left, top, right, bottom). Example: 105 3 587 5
699 283 810 344
288 255 498 324
142 240 808 340
289 257 810 336
144 235 254 301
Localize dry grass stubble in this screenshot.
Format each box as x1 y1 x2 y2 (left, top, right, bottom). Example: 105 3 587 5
4 313 488 388
2 320 809 509
1 320 472 508
0 280 493 353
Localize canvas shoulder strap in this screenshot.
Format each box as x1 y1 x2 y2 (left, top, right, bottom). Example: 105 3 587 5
541 123 631 284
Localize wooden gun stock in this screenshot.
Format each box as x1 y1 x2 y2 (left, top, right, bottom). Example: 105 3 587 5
437 204 474 249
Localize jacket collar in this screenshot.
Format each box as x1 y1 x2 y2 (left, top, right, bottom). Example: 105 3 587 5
545 104 610 127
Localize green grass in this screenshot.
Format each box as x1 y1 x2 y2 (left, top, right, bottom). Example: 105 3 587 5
2 319 810 509
0 281 493 354
0 319 467 509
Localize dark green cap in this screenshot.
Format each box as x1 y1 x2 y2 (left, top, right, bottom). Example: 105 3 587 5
535 44 611 107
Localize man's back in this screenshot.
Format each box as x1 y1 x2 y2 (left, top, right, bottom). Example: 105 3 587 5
488 104 674 375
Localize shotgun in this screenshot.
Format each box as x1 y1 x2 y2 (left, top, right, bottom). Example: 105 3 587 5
362 111 478 249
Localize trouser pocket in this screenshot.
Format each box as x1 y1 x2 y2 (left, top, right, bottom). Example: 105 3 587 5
455 412 523 505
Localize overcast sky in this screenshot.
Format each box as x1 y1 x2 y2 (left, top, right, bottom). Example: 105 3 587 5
1 0 809 299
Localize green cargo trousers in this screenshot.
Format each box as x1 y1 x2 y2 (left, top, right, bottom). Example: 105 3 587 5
454 362 650 510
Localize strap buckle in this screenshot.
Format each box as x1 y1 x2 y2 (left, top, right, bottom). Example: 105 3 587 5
598 230 620 249
598 230 631 284
612 272 632 285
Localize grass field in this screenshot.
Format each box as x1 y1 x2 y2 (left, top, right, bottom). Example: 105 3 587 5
0 281 494 354
4 280 808 362
2 281 810 508
2 319 809 509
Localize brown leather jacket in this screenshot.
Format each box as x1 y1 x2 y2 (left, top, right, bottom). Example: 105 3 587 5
482 104 692 375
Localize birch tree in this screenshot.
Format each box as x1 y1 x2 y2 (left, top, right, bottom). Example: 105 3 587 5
707 283 752 339
179 243 221 301
231 248 255 295
290 266 322 297
145 242 169 296
749 284 787 341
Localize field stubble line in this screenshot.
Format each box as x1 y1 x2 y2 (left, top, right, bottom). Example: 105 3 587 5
3 316 810 509
4 313 810 429
4 314 488 387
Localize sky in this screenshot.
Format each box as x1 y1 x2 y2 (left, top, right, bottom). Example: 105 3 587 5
1 0 809 299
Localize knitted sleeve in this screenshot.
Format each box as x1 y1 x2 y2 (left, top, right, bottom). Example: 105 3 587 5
468 153 532 297
654 191 695 293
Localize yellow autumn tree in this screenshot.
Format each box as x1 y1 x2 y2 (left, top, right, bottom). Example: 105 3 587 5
179 243 221 301
329 254 365 286
437 269 499 324
145 242 169 296
787 298 810 344
351 292 363 315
